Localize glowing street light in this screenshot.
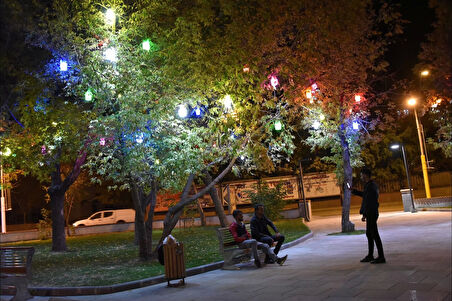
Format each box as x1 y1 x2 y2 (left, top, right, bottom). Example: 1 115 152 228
1 147 12 233
420 70 429 77
407 97 417 106
407 97 431 198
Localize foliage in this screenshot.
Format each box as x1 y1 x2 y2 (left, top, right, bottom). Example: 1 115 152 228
1 220 309 286
416 0 452 158
37 208 52 240
247 181 288 221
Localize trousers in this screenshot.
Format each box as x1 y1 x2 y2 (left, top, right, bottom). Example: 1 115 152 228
366 213 384 258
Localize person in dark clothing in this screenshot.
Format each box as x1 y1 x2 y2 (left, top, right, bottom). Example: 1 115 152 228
352 167 386 264
229 210 287 267
250 204 287 264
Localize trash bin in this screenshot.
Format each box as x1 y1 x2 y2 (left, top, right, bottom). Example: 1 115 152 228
299 200 312 221
163 235 186 287
400 189 414 212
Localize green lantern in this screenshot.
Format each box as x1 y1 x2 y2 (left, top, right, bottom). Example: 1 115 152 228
85 89 93 101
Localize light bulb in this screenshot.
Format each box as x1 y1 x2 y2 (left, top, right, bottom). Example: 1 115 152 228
104 47 118 62
60 60 68 71
178 105 188 118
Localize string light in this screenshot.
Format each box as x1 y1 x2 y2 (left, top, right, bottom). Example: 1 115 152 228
353 121 359 130
354 95 361 103
142 39 151 51
100 138 106 146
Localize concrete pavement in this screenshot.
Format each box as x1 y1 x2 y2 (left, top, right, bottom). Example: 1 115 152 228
3 211 451 301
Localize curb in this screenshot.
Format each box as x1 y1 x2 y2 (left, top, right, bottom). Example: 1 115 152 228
4 231 313 297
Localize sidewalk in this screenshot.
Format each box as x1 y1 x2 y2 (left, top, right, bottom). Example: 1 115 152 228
4 210 448 301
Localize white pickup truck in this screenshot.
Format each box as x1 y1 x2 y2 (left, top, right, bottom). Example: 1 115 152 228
73 209 135 227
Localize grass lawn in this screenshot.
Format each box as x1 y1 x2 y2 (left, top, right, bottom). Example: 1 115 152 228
1 218 309 287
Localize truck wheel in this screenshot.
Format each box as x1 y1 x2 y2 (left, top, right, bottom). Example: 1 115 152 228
116 220 125 224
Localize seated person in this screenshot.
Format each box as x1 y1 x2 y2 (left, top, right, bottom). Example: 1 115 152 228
250 204 286 264
229 209 287 267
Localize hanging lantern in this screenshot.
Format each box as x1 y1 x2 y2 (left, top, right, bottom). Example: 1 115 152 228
105 9 116 26
59 60 68 72
274 120 283 131
223 94 233 111
85 89 93 101
104 47 118 62
306 89 312 100
178 105 188 118
312 120 320 130
270 76 279 89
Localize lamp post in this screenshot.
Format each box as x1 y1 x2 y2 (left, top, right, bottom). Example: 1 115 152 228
390 143 416 212
1 147 12 233
407 97 431 198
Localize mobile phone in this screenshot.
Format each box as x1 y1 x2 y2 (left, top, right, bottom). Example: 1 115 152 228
346 182 350 189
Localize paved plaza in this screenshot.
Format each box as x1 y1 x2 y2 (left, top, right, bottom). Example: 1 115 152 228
3 211 452 301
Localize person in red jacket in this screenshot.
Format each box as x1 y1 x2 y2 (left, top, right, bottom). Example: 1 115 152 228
229 210 287 267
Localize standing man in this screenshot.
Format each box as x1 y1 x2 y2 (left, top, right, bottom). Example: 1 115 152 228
250 204 287 264
352 167 386 264
229 210 287 267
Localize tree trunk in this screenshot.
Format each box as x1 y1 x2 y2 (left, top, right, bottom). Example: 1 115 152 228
339 127 355 233
131 181 158 261
145 181 157 259
192 183 206 226
48 147 87 251
131 184 148 260
49 188 67 251
154 157 238 254
202 171 228 227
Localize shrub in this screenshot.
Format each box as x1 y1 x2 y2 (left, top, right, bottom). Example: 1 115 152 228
247 181 288 221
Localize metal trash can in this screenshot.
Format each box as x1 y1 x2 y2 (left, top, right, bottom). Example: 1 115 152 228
400 189 414 212
163 235 186 287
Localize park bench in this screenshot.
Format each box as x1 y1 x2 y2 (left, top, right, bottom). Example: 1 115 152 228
0 246 35 301
217 224 276 269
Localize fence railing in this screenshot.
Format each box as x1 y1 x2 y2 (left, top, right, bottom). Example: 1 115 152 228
354 171 451 193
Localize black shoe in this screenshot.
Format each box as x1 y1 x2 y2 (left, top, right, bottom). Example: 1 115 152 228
254 259 262 268
276 255 288 266
264 258 275 264
360 255 374 263
370 257 386 264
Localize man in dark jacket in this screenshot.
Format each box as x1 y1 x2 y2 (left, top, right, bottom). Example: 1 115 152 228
352 167 385 264
250 204 287 264
229 210 286 267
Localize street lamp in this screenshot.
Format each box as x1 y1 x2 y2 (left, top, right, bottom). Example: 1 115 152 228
390 143 416 212
1 147 12 233
407 97 431 198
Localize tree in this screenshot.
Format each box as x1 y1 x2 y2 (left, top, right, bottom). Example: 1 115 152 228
416 0 452 158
